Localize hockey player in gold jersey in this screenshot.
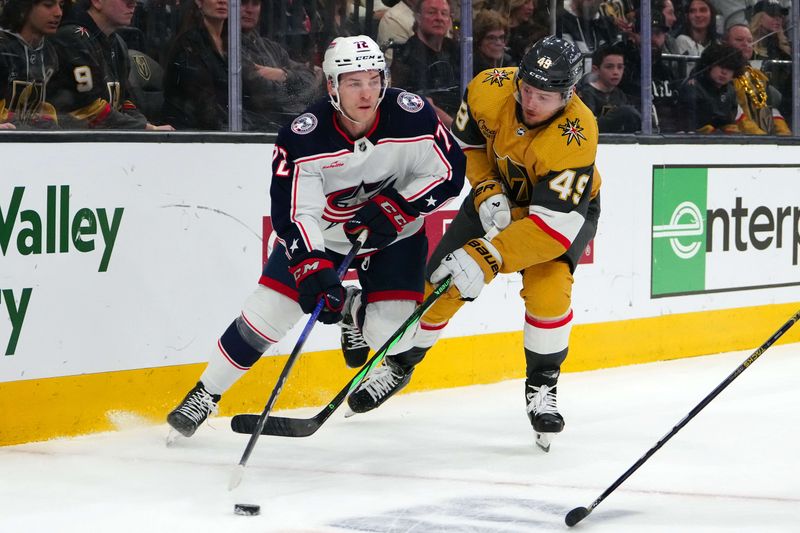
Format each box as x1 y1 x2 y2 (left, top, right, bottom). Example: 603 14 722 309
347 36 602 452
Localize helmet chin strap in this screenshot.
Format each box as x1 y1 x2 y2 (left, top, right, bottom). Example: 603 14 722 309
329 79 388 126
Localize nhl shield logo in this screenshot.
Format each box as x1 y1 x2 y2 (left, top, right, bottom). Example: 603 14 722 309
397 91 424 113
291 113 318 134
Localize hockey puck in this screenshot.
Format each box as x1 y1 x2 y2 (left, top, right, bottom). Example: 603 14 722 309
234 503 261 516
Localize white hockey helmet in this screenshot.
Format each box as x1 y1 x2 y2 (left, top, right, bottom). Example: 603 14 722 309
322 35 389 119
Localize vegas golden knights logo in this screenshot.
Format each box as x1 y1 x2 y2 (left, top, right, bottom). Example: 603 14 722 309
133 55 152 81
9 80 45 123
495 154 531 205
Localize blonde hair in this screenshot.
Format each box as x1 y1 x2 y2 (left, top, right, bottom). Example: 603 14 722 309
749 12 791 58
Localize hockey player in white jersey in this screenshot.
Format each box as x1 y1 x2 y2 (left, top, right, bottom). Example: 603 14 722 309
167 35 466 438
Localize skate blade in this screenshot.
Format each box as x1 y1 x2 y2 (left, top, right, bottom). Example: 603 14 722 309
166 428 184 447
343 408 356 418
535 432 554 453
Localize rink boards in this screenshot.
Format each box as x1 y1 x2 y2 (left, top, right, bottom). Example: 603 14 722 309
2 139 800 445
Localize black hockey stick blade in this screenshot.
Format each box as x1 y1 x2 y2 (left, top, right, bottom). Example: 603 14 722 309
564 308 800 527
565 506 590 527
231 276 454 438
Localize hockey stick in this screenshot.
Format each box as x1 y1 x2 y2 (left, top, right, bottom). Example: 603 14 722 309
230 275 454 438
565 308 800 527
228 232 367 490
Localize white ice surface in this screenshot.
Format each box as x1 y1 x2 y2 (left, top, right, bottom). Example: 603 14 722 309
2 344 798 532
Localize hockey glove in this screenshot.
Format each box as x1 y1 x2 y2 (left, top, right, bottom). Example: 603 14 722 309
474 179 511 233
288 250 346 324
344 188 420 249
430 238 502 301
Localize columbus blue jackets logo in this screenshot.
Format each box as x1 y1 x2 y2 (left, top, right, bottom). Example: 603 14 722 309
397 92 424 113
323 178 395 222
483 69 510 87
74 26 90 38
558 117 587 146
291 113 318 134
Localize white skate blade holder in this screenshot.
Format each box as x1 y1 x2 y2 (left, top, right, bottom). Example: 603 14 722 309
536 432 555 453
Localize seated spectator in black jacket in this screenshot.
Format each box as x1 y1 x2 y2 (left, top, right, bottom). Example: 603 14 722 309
48 0 173 129
505 0 548 65
472 9 513 75
240 0 324 130
161 0 229 130
676 43 748 134
577 43 640 132
391 0 459 127
619 11 682 132
0 0 61 129
558 0 620 54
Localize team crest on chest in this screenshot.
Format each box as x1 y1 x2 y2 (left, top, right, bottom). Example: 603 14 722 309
483 69 510 87
397 91 424 113
291 113 318 134
558 117 586 146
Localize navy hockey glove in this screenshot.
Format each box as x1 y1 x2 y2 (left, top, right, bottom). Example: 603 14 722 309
288 250 345 324
344 188 420 249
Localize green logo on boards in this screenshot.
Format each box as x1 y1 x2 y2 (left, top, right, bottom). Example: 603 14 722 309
651 168 708 296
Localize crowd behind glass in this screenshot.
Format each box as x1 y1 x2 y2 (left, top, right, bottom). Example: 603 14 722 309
0 0 795 135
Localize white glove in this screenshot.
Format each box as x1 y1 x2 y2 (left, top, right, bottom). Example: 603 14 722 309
477 194 511 233
430 238 502 300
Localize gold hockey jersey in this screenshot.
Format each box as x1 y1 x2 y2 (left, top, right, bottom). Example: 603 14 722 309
452 67 602 273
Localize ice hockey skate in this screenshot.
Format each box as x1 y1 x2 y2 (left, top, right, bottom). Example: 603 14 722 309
339 286 370 368
346 357 413 415
166 381 221 442
525 369 564 452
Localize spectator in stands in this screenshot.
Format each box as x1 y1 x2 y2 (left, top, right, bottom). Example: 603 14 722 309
0 0 61 129
749 1 791 122
391 0 460 127
472 9 512 74
723 23 790 135
377 0 417 65
577 42 641 132
674 0 718 56
505 0 548 64
676 43 749 133
49 0 173 129
749 1 790 61
161 0 229 130
558 0 620 54
240 0 325 130
619 10 682 132
654 0 680 54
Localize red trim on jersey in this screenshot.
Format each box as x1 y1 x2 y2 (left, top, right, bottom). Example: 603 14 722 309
375 134 434 145
89 103 112 127
333 108 381 144
528 214 572 249
366 289 423 304
258 275 299 301
295 148 351 164
218 339 251 370
420 321 448 331
525 309 573 329
240 312 278 344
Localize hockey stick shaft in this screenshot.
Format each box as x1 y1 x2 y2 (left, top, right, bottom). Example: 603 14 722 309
566 308 800 527
230 275 454 437
229 233 366 490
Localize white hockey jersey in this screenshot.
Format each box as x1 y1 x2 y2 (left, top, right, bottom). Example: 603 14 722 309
271 88 466 258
